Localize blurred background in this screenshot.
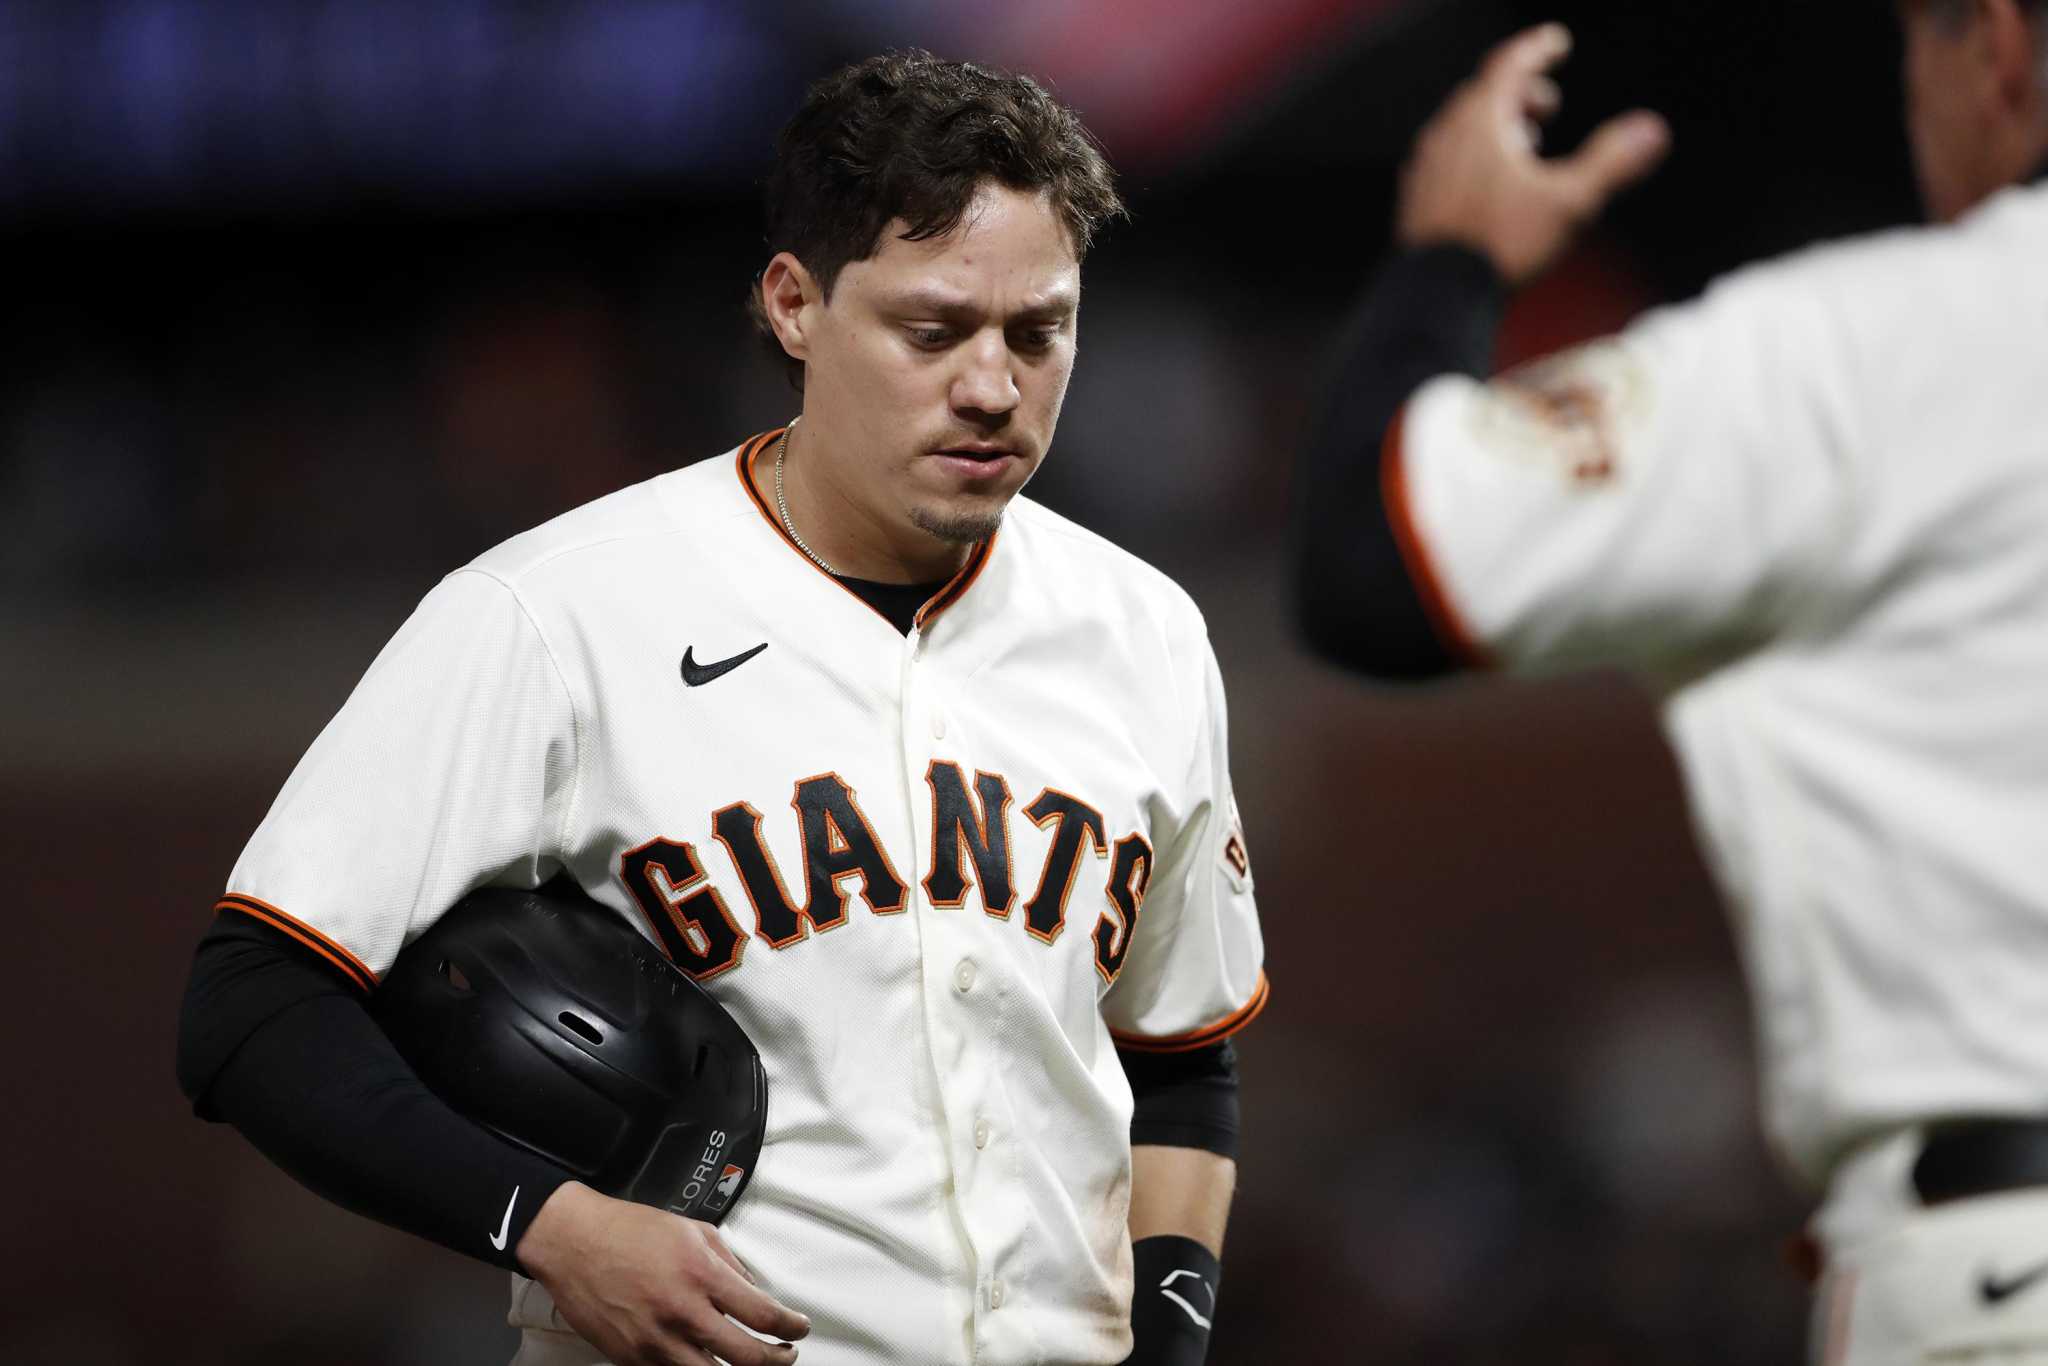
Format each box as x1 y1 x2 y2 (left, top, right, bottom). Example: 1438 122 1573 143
2 0 1919 1361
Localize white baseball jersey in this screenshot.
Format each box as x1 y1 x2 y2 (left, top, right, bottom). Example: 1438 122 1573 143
222 430 1268 1365
1385 179 2048 1190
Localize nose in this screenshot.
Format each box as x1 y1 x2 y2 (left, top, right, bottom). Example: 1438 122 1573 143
951 330 1019 420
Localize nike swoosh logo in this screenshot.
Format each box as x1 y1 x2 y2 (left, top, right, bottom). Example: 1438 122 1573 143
488 1186 520 1252
681 643 768 688
1158 1269 1214 1330
1982 1257 2048 1305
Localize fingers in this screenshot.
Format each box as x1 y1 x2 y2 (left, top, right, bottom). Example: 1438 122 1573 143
1477 20 1670 214
702 1227 756 1285
1512 74 1561 153
712 1272 812 1343
1557 108 1671 213
1483 21 1573 89
694 1314 802 1366
1481 25 1569 156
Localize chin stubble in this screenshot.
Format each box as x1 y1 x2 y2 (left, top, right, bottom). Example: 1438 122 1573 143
909 503 1006 545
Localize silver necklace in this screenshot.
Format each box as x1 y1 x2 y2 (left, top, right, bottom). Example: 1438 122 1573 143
773 418 840 577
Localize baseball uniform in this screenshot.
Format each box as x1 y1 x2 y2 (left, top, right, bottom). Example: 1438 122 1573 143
214 429 1268 1365
1299 172 2048 1363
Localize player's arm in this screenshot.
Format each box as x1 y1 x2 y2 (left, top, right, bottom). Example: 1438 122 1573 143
1105 614 1266 1365
178 913 808 1366
1296 24 1675 676
177 909 578 1264
1294 240 1509 678
181 568 806 1366
1120 1042 1239 1366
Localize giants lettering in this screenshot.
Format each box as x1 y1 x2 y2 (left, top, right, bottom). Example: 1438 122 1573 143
711 801 808 948
619 837 746 980
1021 789 1107 944
1094 834 1153 985
621 769 1153 978
792 773 908 920
923 762 1016 917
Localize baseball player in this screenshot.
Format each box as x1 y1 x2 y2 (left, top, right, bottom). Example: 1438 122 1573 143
1294 7 2048 1361
176 51 1265 1366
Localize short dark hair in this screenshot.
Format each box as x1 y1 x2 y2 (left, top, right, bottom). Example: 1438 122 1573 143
1921 0 2048 29
749 50 1126 389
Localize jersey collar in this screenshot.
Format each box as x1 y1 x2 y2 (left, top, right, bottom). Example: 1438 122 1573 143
734 429 998 632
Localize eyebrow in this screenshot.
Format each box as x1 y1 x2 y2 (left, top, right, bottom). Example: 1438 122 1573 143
881 289 1078 321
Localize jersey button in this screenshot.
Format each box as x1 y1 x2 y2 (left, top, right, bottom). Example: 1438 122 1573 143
931 707 947 740
988 1280 1006 1310
953 958 977 993
974 1118 991 1149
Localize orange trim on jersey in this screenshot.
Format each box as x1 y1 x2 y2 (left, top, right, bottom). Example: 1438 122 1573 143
216 894 378 993
913 532 997 629
1379 407 1490 668
734 429 997 630
1109 971 1270 1054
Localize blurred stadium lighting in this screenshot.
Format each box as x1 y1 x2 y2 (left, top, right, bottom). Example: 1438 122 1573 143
0 1 800 210
0 0 1406 213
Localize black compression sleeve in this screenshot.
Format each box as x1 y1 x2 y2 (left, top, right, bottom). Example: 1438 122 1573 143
177 911 363 1117
1120 1041 1240 1160
1293 243 1509 679
177 914 573 1272
1124 1235 1221 1366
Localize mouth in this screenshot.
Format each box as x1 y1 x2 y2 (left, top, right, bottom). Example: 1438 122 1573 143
929 444 1022 482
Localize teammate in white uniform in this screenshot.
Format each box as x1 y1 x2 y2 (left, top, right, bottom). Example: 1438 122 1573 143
177 52 1264 1366
1294 9 2048 1362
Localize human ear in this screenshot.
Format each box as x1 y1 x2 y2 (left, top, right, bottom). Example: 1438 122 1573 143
1981 0 2042 115
759 253 821 364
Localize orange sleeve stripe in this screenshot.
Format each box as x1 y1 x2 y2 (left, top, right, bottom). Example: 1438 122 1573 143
216 895 378 993
1379 405 1490 668
1110 971 1270 1054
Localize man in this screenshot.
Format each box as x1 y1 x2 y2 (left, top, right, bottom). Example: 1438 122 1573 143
1296 4 2048 1360
178 51 1266 1366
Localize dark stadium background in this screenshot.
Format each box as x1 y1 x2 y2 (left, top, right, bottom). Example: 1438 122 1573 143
1 2 1914 1361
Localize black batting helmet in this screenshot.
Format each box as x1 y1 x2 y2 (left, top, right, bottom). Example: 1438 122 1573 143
369 881 768 1225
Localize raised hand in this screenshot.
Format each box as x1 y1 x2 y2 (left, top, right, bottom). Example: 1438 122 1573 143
1396 23 1671 285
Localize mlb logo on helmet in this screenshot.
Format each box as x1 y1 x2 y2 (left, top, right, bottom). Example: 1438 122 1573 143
706 1164 746 1214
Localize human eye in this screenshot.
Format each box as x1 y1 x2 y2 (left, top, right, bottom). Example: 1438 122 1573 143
905 325 954 349
1012 323 1064 353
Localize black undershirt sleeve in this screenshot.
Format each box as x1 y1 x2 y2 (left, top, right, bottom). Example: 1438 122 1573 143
1293 243 1509 680
1119 1040 1240 1160
177 913 573 1272
177 911 360 1115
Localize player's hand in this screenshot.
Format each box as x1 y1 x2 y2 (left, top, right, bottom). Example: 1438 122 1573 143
517 1182 809 1365
1396 22 1670 286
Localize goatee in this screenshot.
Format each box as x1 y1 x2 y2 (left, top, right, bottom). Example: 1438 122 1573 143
911 504 1005 545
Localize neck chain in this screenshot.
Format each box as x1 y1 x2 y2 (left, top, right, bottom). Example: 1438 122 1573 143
773 418 840 577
